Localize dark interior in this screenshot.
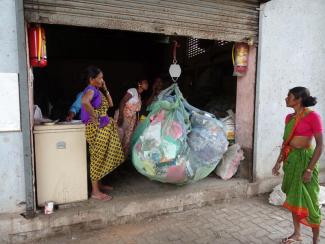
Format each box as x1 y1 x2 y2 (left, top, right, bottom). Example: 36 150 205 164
33 24 236 121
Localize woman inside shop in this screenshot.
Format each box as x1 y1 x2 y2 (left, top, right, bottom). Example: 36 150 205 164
145 76 165 107
272 87 323 244
81 66 124 201
115 77 149 156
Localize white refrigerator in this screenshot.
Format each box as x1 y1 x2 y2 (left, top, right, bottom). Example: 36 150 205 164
33 123 88 206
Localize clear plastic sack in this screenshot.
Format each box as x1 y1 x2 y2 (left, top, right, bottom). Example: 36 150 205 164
132 84 228 184
269 184 286 206
269 184 325 206
33 105 43 124
215 143 244 180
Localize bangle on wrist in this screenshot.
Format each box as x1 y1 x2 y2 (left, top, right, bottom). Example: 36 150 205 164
306 168 313 173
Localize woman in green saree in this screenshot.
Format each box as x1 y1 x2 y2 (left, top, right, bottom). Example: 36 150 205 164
273 87 323 244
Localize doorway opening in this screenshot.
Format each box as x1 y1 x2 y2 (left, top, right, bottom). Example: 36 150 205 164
31 24 239 205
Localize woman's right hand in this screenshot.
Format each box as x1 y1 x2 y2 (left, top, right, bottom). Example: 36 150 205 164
66 111 75 122
272 162 281 176
101 80 109 92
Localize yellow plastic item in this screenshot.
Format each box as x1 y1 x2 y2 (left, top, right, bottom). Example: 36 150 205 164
227 131 235 141
142 160 155 176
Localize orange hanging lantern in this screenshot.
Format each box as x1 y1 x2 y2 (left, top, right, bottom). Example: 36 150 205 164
232 42 249 77
28 25 47 68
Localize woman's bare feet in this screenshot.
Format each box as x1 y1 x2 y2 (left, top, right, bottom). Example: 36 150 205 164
91 181 113 201
91 191 112 201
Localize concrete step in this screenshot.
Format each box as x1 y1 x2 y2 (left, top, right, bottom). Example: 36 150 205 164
1 175 251 243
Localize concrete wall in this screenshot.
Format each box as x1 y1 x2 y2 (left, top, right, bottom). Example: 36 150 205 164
254 0 325 181
0 0 26 213
236 47 256 179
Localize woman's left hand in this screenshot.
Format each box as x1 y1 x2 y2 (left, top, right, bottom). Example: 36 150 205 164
303 170 312 183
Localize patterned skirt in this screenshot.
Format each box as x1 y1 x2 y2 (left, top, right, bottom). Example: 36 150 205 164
86 119 125 181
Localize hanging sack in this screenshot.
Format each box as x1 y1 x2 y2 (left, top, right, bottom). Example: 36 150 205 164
132 84 228 184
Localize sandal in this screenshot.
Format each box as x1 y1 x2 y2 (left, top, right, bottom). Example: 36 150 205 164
281 237 302 244
91 193 113 201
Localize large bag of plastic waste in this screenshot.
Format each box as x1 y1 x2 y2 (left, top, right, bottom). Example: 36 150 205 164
215 143 244 180
132 83 228 184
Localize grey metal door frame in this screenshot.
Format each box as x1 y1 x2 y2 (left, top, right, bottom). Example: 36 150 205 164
16 0 35 217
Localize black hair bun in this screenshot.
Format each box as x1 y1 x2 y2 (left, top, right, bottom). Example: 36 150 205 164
303 96 317 107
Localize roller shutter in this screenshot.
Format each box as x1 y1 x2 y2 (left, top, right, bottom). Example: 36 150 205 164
24 0 259 41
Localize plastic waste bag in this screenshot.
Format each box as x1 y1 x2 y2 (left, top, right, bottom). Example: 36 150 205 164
34 105 43 124
269 184 286 206
186 109 228 181
269 184 325 206
132 83 228 184
220 110 236 142
215 144 244 180
319 186 325 205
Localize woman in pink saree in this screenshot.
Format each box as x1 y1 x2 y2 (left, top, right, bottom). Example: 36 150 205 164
116 79 149 156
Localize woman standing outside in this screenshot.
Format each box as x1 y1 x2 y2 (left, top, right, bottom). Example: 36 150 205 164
81 66 124 201
116 78 149 156
272 87 323 244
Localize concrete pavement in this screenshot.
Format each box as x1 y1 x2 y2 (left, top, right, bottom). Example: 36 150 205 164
32 195 325 244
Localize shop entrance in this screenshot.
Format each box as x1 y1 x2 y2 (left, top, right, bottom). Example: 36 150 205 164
31 24 241 205
33 25 236 121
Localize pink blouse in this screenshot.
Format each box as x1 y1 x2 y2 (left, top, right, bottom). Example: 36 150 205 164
285 111 323 137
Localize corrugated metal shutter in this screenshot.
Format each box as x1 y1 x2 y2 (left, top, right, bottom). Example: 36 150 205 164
24 0 259 41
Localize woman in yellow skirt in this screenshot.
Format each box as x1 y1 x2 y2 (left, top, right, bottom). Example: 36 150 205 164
81 66 124 201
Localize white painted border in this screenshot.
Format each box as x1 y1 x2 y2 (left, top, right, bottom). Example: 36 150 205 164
0 73 21 132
